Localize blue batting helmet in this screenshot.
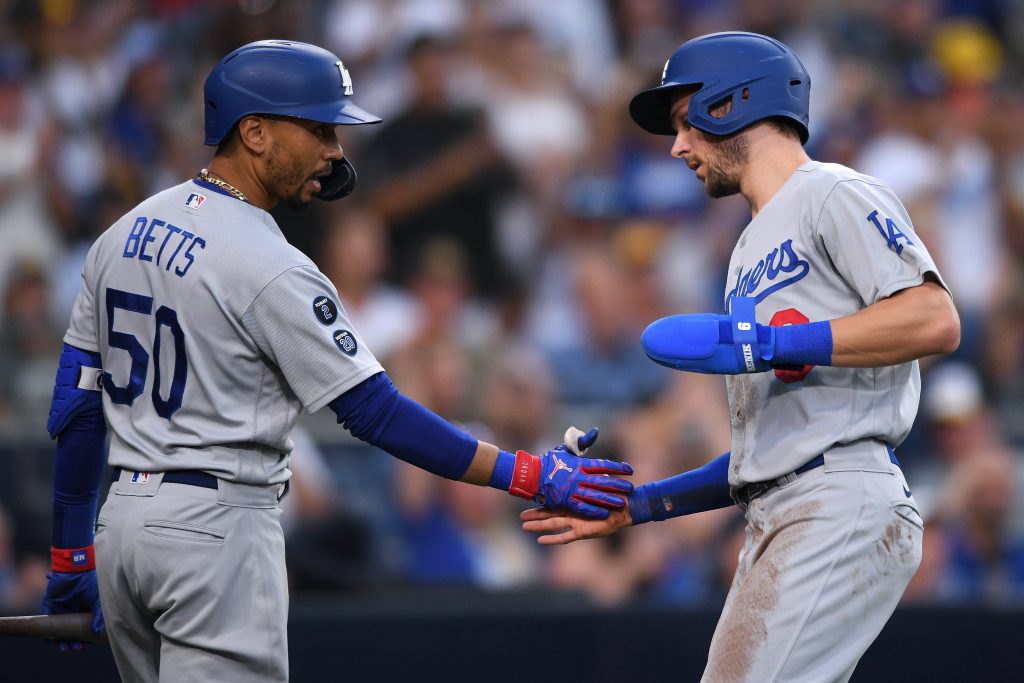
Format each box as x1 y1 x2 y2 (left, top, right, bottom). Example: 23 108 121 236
629 32 810 144
204 40 382 199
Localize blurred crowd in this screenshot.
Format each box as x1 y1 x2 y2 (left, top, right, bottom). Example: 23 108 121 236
2 0 1024 613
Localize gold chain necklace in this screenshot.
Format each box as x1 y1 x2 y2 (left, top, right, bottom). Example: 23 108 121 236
196 168 249 203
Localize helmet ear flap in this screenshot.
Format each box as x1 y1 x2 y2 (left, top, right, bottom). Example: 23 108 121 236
315 158 357 201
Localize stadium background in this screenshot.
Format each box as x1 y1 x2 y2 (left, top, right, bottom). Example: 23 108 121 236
1 0 1023 679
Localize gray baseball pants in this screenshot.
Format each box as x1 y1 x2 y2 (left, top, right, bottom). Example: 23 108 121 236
95 470 289 682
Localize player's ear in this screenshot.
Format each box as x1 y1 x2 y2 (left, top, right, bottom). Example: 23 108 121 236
236 115 268 154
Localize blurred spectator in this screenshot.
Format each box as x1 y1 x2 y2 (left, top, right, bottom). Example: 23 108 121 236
318 205 420 362
538 245 667 427
0 45 62 312
905 362 1015 521
903 362 1024 603
0 261 62 434
857 20 1008 365
282 426 377 592
478 345 561 454
395 464 542 589
390 366 540 587
387 238 498 399
910 450 1024 604
0 504 48 613
362 33 517 299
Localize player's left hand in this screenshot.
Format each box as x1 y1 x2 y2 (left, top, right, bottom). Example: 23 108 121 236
42 569 105 652
520 505 633 545
509 427 634 520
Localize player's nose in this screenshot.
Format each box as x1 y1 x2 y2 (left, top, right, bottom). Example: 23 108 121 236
323 140 344 161
670 130 691 159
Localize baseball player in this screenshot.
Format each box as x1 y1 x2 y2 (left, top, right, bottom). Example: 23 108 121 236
40 40 634 682
523 32 961 682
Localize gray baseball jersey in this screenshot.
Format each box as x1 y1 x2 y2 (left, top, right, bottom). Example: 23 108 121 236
64 180 383 484
724 161 947 487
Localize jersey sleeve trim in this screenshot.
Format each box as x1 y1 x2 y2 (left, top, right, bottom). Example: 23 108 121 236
305 362 385 414
877 268 950 302
62 331 100 353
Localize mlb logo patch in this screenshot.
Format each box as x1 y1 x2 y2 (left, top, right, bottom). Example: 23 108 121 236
72 550 88 567
130 471 151 484
185 192 206 209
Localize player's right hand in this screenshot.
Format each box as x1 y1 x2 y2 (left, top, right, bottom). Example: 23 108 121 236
508 427 634 519
520 505 633 545
42 567 105 652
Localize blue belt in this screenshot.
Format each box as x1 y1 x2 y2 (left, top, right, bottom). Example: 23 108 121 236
111 467 219 490
733 448 900 508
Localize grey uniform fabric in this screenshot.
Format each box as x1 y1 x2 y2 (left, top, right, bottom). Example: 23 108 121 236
707 161 944 682
65 180 383 483
97 473 288 682
66 180 383 681
723 161 947 488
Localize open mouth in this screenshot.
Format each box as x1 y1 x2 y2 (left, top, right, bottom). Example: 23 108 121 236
309 169 331 193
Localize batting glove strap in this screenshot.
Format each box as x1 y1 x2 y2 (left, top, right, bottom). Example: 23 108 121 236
509 450 541 500
50 545 96 573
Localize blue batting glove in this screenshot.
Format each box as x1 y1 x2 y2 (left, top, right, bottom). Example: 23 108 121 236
43 547 104 651
508 428 634 519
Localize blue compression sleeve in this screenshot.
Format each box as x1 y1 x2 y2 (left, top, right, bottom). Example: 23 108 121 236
49 345 108 549
328 372 477 480
53 412 107 548
629 451 734 524
772 321 833 367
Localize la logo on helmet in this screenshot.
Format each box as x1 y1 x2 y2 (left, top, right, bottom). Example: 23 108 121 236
335 61 354 95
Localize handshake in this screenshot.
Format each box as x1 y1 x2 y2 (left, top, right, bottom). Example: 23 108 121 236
512 427 638 544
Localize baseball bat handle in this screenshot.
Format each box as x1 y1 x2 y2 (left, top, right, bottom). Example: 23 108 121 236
0 613 107 642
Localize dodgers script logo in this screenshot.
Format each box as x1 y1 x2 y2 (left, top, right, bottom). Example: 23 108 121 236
185 193 206 209
726 238 809 305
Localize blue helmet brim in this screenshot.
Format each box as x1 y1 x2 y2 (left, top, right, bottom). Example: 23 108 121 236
308 99 383 126
629 81 699 136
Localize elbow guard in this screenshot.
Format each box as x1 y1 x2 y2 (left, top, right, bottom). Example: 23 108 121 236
47 343 105 439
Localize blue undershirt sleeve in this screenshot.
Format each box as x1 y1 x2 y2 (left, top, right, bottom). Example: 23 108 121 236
629 451 734 524
49 345 108 549
328 372 478 481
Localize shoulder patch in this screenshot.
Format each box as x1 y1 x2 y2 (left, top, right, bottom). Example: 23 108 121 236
313 295 339 325
333 329 358 356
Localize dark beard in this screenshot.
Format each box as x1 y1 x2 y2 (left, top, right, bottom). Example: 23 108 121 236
704 132 749 198
265 141 313 210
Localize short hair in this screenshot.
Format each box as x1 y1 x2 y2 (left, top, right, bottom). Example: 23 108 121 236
215 125 239 156
765 116 802 141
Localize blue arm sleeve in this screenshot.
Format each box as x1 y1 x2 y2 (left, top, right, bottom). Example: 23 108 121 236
772 321 833 367
629 451 734 524
328 372 478 481
49 344 108 549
